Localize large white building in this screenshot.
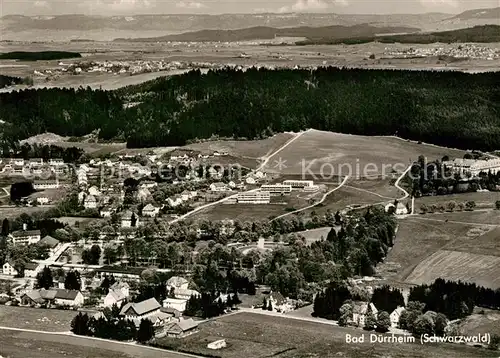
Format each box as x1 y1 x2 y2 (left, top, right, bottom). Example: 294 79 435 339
9 229 42 245
33 180 60 190
163 297 188 313
236 191 271 204
443 158 500 177
260 184 292 195
282 180 318 191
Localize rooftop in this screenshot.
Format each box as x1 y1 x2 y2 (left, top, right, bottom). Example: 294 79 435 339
120 297 161 316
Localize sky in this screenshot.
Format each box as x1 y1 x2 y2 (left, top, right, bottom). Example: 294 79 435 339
0 0 498 16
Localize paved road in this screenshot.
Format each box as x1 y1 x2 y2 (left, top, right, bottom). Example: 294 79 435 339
0 326 200 358
271 175 350 221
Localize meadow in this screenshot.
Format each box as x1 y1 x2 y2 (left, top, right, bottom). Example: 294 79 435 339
406 250 500 289
379 216 486 283
0 306 76 332
262 129 465 176
156 312 497 358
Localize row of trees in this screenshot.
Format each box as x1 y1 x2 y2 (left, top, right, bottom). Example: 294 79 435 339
419 200 476 214
184 292 241 318
1 68 499 150
71 305 155 343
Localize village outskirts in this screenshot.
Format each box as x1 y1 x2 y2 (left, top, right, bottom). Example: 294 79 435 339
345 332 416 344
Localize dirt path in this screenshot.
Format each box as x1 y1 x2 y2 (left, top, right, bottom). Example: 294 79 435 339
271 175 350 221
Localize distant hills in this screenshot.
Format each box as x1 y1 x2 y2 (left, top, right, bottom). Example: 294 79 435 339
0 9 499 42
299 25 500 45
450 7 500 20
114 24 420 43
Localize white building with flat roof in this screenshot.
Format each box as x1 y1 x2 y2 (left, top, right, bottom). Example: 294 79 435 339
237 191 271 204
282 180 314 189
260 184 292 195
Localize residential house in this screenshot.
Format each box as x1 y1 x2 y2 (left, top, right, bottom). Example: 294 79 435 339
207 339 227 350
396 202 409 215
210 182 228 192
121 211 140 228
164 318 199 338
29 158 43 168
167 195 183 207
9 228 42 245
10 158 24 166
21 288 84 307
110 281 130 297
166 276 189 291
11 165 24 175
100 206 115 218
236 191 270 204
142 204 159 217
162 297 188 313
84 195 98 209
352 302 378 328
140 181 158 189
2 261 18 276
33 180 60 190
54 289 85 307
88 186 101 197
37 235 60 255
48 158 65 166
36 196 50 205
119 298 171 333
119 298 162 320
24 262 41 278
390 306 405 328
245 176 256 185
174 288 200 300
264 291 293 313
104 288 128 308
282 180 315 189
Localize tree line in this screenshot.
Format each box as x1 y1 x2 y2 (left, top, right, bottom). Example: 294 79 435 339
1 67 499 151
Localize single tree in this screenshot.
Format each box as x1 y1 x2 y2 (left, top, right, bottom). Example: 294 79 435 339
64 270 81 290
364 311 377 331
70 312 90 335
36 266 53 289
375 311 391 333
488 334 500 350
136 318 155 343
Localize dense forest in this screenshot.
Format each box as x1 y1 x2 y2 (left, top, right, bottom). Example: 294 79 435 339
297 25 500 45
0 51 82 61
0 75 28 89
0 67 499 150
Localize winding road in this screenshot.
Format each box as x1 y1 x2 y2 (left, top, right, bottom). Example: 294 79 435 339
271 175 350 221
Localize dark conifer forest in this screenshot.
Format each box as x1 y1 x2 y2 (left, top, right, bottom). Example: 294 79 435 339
0 67 499 150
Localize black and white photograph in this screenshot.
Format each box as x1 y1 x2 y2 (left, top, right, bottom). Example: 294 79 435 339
0 0 499 357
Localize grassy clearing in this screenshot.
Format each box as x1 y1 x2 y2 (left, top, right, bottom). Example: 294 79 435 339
0 206 51 219
346 178 402 199
457 308 500 337
0 306 76 332
263 129 464 175
0 329 181 358
293 227 332 244
405 250 500 289
302 185 386 217
156 312 496 358
379 217 480 283
414 210 500 225
416 192 500 210
184 133 295 160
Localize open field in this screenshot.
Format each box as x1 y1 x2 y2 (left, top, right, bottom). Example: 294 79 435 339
301 185 387 217
413 210 500 226
293 227 332 245
185 133 295 162
194 203 296 222
378 217 486 283
416 192 500 210
1 40 500 92
156 312 496 358
0 206 52 219
0 306 76 332
261 129 465 176
345 178 402 200
457 308 500 337
405 250 500 289
0 329 188 358
52 141 127 156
